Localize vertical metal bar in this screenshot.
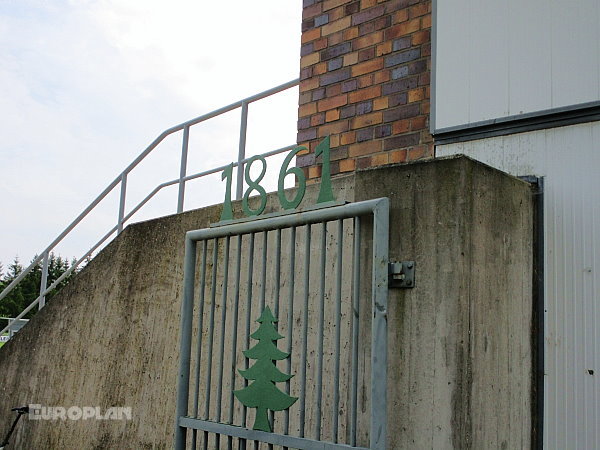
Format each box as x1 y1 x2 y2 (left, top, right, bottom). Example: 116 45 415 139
350 217 361 447
314 221 327 440
370 199 389 449
191 240 208 450
260 230 268 311
215 236 230 449
175 237 197 450
236 101 249 201
38 251 49 310
284 226 296 448
257 230 268 450
240 233 255 450
117 172 127 235
178 125 190 213
299 224 311 437
333 219 343 442
274 229 282 318
268 228 282 449
203 238 219 450
228 235 243 450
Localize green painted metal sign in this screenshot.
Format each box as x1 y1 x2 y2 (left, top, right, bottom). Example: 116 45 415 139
220 136 335 222
233 306 298 432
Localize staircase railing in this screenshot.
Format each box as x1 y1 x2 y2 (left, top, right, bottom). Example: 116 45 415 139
0 79 299 339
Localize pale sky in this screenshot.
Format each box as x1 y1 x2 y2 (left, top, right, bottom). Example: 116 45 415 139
0 0 301 268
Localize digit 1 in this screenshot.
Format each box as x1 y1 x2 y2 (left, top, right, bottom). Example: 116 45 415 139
220 163 234 221
315 136 335 204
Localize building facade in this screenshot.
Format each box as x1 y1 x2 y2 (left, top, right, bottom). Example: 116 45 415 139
298 0 599 448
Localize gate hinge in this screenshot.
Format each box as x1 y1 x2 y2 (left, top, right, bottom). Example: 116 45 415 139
388 261 415 288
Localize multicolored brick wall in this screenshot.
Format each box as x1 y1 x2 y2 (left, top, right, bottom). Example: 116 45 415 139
296 0 432 180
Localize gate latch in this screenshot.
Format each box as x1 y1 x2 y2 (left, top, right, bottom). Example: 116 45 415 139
388 261 415 288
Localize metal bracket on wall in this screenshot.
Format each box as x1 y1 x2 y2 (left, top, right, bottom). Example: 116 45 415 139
388 261 415 288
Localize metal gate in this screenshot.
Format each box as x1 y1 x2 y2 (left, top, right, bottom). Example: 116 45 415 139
175 198 389 449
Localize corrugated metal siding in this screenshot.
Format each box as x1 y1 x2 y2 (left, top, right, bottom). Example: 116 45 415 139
434 0 600 130
436 122 600 449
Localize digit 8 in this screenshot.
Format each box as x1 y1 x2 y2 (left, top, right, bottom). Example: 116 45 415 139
242 155 267 216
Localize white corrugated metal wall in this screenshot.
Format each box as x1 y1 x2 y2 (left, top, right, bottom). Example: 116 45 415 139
436 123 600 449
433 0 600 131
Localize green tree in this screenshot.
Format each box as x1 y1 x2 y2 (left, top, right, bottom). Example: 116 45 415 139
0 258 26 324
0 254 80 330
234 306 297 432
0 261 5 299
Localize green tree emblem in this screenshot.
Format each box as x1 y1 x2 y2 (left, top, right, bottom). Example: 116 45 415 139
233 306 297 432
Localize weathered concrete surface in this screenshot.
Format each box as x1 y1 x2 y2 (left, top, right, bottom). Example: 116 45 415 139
0 156 533 449
354 157 533 449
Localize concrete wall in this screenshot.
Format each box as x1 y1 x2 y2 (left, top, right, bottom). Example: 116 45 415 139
0 156 533 449
355 157 534 448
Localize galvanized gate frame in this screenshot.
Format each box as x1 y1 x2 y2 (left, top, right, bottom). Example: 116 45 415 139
175 197 389 449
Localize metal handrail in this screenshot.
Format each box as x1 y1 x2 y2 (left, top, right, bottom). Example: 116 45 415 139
0 79 299 338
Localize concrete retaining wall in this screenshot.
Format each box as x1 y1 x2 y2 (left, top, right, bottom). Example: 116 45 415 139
0 156 533 449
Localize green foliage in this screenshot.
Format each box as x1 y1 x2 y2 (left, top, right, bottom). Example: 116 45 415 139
0 254 79 330
0 262 5 298
234 306 297 432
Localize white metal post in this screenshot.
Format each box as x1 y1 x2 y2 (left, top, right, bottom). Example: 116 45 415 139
38 251 49 310
117 173 127 234
177 125 190 213
236 101 249 201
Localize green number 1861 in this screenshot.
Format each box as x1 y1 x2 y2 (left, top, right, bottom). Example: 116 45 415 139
220 136 334 222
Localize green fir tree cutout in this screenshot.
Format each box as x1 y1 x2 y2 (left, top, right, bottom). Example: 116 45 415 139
233 306 298 432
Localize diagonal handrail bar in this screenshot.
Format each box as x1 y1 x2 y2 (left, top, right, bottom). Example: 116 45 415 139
0 143 297 338
0 79 299 337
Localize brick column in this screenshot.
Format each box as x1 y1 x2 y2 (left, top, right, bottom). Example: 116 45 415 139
296 0 432 180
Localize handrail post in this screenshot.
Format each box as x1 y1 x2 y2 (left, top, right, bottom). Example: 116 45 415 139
236 101 249 200
118 173 127 234
39 251 50 310
177 126 190 213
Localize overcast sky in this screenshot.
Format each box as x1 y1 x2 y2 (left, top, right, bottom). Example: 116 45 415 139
0 0 301 268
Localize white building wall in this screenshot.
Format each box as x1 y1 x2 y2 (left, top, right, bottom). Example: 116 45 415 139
436 122 600 449
434 0 600 130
